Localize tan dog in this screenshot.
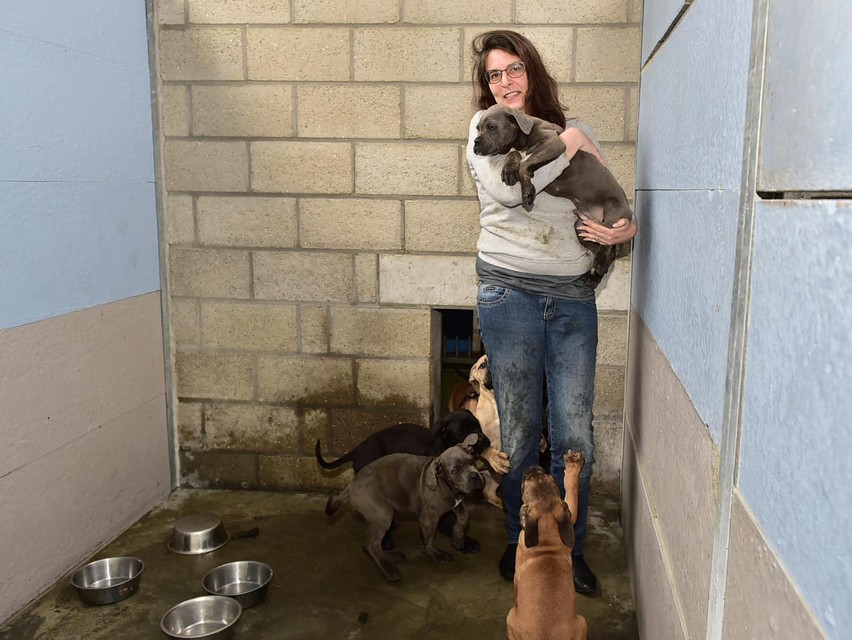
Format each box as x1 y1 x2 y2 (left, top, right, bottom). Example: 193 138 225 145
468 354 509 508
506 451 588 640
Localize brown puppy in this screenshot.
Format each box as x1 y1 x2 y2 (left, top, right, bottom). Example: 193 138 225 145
506 451 588 640
325 435 485 581
468 354 510 508
473 104 633 288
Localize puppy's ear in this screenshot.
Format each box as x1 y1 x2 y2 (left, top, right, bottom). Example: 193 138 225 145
521 505 539 548
425 460 443 491
508 109 535 135
458 433 479 454
556 503 576 548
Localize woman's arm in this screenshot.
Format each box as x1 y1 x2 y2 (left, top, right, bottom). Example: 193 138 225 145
576 214 638 245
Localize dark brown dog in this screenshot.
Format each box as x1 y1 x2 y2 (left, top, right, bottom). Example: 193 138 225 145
473 104 633 288
506 451 588 640
315 410 490 473
325 435 485 581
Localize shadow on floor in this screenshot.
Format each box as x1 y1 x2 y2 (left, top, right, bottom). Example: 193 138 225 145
1 489 638 639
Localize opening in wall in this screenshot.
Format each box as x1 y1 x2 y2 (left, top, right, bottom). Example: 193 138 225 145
432 309 483 420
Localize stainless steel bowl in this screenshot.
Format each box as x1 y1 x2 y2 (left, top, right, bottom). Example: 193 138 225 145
70 556 144 605
167 513 230 555
160 595 242 639
202 561 273 609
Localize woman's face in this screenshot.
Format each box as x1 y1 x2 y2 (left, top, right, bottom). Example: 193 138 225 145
485 49 528 112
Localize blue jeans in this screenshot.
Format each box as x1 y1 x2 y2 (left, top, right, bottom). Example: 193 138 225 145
476 283 597 555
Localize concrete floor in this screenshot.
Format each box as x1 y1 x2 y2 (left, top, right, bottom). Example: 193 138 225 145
0 488 638 640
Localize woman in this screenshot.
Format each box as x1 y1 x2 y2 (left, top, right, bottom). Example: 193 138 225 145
466 30 637 594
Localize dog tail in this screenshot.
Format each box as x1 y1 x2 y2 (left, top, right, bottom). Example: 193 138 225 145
325 487 349 516
315 439 354 470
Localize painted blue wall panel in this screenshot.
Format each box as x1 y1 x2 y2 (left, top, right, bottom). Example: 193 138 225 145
758 0 852 191
636 0 751 191
632 189 739 441
739 200 852 636
0 181 160 328
0 2 160 330
640 0 689 64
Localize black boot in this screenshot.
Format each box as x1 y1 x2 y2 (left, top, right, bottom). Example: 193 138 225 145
572 554 598 595
499 542 518 581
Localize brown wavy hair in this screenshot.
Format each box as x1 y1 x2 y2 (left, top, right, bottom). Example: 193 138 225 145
471 30 566 128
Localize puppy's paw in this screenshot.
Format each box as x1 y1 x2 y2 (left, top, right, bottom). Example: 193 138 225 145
381 564 402 582
564 449 585 476
491 451 511 474
502 164 520 186
454 536 481 554
426 548 454 563
384 549 406 564
521 184 537 211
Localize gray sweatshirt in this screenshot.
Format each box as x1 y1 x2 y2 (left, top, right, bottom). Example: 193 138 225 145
466 110 601 277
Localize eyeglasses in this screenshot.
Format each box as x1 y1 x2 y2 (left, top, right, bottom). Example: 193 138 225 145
485 61 526 84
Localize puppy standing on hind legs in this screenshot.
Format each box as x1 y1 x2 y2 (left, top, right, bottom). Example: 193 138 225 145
506 450 588 640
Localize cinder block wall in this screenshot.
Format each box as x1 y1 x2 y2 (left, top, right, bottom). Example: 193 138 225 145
153 0 641 492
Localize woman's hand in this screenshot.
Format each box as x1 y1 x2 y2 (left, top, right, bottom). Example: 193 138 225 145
559 127 606 166
576 214 637 246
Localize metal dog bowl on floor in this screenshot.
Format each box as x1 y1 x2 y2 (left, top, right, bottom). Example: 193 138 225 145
160 596 242 639
202 561 273 609
167 513 230 555
70 556 144 605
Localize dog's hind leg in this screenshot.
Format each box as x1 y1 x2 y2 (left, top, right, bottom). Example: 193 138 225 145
359 504 405 581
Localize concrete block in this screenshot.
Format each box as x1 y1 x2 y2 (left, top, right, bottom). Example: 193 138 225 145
593 417 624 493
159 28 244 81
169 248 251 298
192 84 294 137
598 312 628 367
170 298 199 347
197 196 297 247
300 305 330 354
595 257 632 312
302 408 330 453
175 352 254 400
247 27 350 81
404 199 480 253
517 0 629 23
330 307 432 357
355 253 378 303
158 0 186 25
297 86 400 138
254 251 354 302
164 140 249 192
180 450 257 489
164 194 195 245
594 365 625 418
356 359 432 408
403 0 511 24
355 143 458 196
602 143 636 197
404 86 478 140
464 28 574 83
300 198 402 250
259 454 351 491
200 302 298 351
379 255 477 307
576 27 641 83
293 0 398 24
177 400 203 449
257 355 355 404
160 84 189 137
559 86 628 142
353 28 460 82
204 403 299 452
188 0 291 24
251 141 352 193
628 86 639 141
